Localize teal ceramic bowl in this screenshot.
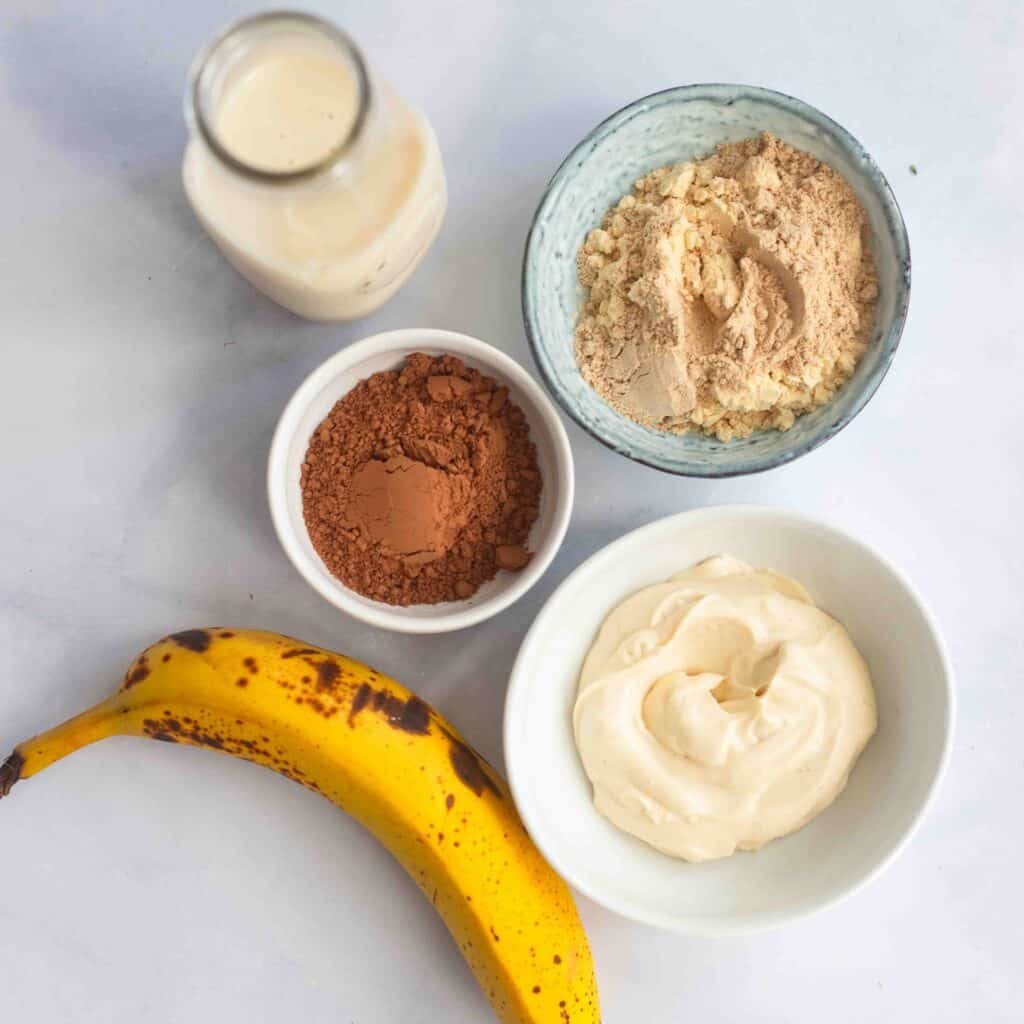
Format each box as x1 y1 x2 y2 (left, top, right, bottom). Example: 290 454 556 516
522 84 910 477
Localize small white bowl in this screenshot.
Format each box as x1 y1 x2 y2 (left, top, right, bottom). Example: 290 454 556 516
268 329 574 634
505 506 954 934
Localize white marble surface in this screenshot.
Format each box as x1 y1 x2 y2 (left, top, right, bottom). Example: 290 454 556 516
1 1 1020 1020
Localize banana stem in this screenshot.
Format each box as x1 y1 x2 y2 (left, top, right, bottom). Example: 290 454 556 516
0 752 24 797
0 696 126 799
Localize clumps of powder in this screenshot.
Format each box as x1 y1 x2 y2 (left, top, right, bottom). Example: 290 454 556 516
301 353 541 605
575 133 879 441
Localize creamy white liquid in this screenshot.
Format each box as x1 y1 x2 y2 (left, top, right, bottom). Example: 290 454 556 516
183 32 446 321
215 47 360 173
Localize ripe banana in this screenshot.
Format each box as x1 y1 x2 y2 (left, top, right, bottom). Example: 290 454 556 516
0 628 599 1024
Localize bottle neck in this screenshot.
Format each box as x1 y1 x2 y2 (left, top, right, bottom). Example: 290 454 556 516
187 11 372 184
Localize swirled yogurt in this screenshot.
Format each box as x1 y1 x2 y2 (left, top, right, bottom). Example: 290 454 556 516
573 555 877 862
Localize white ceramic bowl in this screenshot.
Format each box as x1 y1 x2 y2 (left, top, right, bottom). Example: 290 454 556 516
268 329 574 634
505 506 954 934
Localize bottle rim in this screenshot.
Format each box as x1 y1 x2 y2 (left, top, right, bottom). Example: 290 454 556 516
186 10 372 184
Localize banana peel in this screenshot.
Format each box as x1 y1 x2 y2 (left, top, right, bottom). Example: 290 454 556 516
1 627 600 1024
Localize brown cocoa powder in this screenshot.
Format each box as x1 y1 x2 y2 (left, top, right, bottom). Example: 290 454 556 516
301 352 542 605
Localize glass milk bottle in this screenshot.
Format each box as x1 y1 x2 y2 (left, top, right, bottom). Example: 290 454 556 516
183 12 447 321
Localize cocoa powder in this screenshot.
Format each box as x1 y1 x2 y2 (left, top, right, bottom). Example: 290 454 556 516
301 353 542 605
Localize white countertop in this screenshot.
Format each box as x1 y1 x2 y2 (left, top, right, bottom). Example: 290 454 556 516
1 1 1020 1020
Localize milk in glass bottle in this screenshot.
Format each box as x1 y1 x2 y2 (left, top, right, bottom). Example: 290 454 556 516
183 12 447 320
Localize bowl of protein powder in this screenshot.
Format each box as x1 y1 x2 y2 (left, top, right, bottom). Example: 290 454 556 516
523 84 910 477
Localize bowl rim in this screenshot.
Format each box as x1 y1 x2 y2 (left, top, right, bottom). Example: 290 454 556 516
503 504 956 934
522 83 912 478
267 328 575 634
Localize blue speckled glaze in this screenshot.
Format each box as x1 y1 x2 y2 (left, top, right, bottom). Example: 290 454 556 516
522 84 911 477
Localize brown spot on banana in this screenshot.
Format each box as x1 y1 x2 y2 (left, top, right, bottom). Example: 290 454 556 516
346 683 431 736
125 663 150 687
312 659 341 692
372 690 430 734
348 682 373 725
168 629 212 653
143 718 224 751
448 736 501 798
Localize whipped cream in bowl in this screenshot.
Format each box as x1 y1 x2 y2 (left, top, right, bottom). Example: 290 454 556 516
504 507 953 934
573 555 877 863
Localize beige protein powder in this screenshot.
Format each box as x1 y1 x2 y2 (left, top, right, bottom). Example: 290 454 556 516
574 134 878 441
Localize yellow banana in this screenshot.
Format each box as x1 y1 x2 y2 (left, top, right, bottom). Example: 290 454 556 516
0 627 599 1024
